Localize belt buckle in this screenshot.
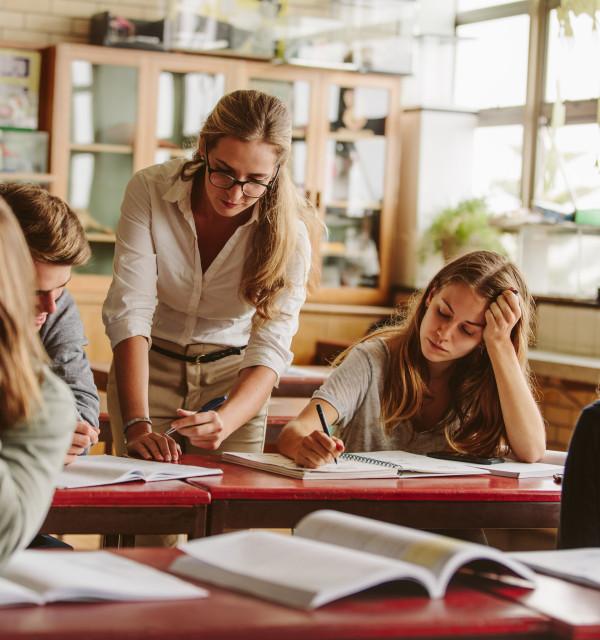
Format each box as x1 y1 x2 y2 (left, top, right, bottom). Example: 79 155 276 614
195 354 208 365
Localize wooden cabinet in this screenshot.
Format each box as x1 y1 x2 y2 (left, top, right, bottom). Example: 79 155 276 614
43 42 402 305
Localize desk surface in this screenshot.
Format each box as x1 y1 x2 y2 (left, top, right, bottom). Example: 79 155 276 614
486 573 600 639
42 478 211 540
0 548 552 640
182 455 562 534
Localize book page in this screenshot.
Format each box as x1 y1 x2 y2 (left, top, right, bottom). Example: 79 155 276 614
510 548 600 590
1 550 207 604
55 454 222 488
173 529 437 608
465 461 564 478
365 451 491 476
296 510 535 595
0 575 43 606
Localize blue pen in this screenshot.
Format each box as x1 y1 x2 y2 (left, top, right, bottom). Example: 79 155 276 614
165 396 227 436
316 402 337 464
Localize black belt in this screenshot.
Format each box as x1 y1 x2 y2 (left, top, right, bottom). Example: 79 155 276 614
150 343 246 365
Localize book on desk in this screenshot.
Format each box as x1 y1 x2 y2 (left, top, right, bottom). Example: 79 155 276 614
170 509 536 609
0 550 207 607
55 454 223 488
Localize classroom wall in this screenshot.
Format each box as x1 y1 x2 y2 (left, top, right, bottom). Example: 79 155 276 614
0 0 167 44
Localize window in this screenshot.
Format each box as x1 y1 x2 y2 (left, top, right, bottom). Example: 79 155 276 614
454 1 600 299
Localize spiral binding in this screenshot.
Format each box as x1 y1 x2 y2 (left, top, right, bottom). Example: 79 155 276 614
340 452 403 473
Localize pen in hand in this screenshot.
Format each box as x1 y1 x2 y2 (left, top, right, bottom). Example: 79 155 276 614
316 402 337 464
165 396 227 436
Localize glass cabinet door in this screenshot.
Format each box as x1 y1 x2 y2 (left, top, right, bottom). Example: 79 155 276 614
247 77 312 196
322 85 389 289
68 61 138 274
155 71 226 164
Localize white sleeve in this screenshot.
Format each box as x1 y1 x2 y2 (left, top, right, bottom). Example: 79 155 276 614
102 171 159 349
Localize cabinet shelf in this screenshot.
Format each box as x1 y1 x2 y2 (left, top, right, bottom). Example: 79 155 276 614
326 200 382 211
69 143 133 154
0 172 57 182
86 232 116 243
328 129 382 142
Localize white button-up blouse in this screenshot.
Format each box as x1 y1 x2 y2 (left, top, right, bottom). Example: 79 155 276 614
102 159 310 380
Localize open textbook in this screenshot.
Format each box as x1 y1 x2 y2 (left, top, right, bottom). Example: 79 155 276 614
510 548 600 590
0 550 207 607
170 509 535 609
221 450 490 480
55 454 223 489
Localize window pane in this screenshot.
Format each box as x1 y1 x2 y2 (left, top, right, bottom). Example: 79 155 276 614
546 8 600 102
535 123 600 211
472 124 523 213
457 0 517 10
455 15 529 108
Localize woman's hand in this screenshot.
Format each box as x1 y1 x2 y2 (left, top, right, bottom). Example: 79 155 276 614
293 429 344 468
126 431 181 462
168 408 229 451
483 288 520 349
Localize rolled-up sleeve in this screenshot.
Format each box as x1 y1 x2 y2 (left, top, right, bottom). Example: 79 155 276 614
102 171 159 349
242 222 311 381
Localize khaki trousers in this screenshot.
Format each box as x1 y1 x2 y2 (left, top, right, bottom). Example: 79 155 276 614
108 336 267 456
107 337 268 547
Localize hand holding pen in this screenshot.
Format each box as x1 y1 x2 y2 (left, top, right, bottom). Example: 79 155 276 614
166 396 227 435
316 402 338 464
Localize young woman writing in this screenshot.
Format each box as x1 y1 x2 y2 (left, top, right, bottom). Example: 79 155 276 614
278 251 546 468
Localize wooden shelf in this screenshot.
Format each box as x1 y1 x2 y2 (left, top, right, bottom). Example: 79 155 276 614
69 143 133 154
0 172 57 182
86 232 116 243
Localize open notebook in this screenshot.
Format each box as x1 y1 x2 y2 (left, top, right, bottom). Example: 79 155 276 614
55 454 223 488
221 450 490 479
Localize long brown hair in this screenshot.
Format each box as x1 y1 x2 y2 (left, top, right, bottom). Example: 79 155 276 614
0 197 46 432
182 89 322 328
337 251 536 456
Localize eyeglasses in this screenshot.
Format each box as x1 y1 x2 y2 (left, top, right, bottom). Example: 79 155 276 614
205 154 280 198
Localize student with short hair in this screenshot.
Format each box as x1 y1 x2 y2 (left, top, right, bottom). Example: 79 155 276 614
278 250 546 468
0 182 99 464
0 196 76 566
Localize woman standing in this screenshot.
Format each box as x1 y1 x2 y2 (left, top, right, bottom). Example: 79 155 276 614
103 89 321 461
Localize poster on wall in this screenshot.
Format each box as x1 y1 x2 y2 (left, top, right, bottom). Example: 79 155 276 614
0 48 41 130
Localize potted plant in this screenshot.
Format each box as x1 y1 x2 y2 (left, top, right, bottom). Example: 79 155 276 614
420 197 506 263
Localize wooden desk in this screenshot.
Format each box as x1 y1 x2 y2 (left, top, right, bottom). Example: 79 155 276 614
41 479 211 544
181 455 562 535
0 548 552 640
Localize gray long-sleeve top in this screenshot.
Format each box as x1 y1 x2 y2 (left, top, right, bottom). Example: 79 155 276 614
39 289 100 430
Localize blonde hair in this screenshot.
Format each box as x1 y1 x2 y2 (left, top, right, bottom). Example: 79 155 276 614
0 182 90 266
0 197 46 432
337 250 536 457
182 89 322 327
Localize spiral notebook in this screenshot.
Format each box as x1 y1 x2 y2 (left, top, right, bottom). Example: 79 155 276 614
220 451 401 479
220 451 489 480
